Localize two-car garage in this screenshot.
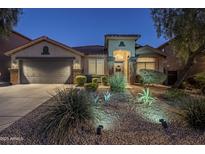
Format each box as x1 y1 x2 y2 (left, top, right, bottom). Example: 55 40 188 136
19 58 73 84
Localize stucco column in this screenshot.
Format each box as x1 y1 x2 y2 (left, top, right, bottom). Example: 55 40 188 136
129 57 137 84
107 56 115 76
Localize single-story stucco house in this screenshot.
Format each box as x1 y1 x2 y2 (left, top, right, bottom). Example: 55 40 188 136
2 33 168 85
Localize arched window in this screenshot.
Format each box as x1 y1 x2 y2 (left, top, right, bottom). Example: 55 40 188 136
41 46 50 55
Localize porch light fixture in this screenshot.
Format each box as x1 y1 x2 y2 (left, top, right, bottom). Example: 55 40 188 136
119 41 125 47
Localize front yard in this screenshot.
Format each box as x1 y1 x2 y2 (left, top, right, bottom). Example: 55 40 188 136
1 84 205 144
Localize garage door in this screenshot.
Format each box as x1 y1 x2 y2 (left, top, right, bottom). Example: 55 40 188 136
20 59 72 84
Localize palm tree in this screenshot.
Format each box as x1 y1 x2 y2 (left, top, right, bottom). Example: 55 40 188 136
0 8 22 37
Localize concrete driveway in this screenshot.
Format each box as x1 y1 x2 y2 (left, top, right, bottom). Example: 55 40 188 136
0 84 68 132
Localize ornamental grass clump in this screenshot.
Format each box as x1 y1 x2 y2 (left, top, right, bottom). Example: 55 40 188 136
109 74 125 92
181 97 205 131
164 88 187 101
40 88 96 144
138 88 156 105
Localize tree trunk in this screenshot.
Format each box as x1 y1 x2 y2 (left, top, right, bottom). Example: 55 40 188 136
173 45 205 88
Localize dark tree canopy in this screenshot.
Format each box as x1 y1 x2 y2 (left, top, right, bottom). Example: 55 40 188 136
151 9 205 63
0 8 22 37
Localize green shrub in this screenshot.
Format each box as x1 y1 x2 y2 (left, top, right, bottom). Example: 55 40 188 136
41 88 95 143
101 76 108 86
74 75 87 86
109 74 125 92
135 74 143 83
84 83 98 92
139 69 166 84
92 78 98 84
138 88 156 105
164 88 187 101
181 97 205 131
194 72 205 88
187 72 205 89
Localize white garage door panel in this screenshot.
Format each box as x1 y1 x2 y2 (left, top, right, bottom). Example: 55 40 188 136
21 60 72 84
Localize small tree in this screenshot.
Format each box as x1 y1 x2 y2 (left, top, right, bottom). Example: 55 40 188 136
151 9 205 88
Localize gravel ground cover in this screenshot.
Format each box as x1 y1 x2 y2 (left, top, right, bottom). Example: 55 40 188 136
0 88 205 144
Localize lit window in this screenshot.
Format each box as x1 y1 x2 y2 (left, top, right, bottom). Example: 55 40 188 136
88 58 104 75
137 57 156 74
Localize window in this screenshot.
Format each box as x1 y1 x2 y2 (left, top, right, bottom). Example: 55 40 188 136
88 58 104 75
137 57 156 74
88 59 96 74
96 59 104 75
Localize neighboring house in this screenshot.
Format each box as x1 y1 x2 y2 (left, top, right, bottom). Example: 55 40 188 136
4 33 166 85
158 41 205 85
0 31 31 82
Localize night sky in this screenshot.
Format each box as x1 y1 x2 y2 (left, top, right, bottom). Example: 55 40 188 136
15 8 167 47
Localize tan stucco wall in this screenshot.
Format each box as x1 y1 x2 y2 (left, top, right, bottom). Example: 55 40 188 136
108 39 136 57
11 41 82 70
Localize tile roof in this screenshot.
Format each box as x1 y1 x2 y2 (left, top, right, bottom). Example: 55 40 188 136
136 45 167 57
73 45 107 55
105 34 141 38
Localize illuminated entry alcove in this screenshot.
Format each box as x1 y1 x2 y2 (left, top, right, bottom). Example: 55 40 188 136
113 50 131 82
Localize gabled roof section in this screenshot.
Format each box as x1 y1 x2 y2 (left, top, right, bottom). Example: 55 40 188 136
5 36 84 56
73 45 107 55
136 45 167 57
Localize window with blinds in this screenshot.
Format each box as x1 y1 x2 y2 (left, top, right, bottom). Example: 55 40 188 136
88 59 96 74
88 58 104 75
96 59 104 75
136 57 156 74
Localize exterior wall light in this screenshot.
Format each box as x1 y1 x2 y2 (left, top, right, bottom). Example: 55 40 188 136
12 60 18 69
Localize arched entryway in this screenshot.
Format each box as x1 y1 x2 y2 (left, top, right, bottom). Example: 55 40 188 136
113 50 131 82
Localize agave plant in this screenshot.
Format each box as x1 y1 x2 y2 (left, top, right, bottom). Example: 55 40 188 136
138 88 156 105
103 91 112 105
92 94 100 106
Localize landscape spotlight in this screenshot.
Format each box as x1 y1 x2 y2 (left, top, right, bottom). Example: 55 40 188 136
96 125 104 135
159 119 168 129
